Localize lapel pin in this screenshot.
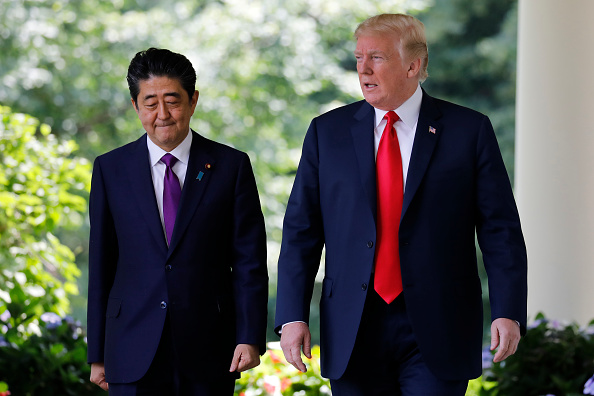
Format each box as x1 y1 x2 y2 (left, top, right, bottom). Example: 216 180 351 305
196 171 204 181
429 126 436 134
205 163 212 169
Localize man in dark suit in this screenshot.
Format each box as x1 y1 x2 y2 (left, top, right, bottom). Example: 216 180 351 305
275 14 527 395
87 48 268 395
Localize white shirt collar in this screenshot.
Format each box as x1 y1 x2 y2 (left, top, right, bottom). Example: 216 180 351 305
373 84 423 129
147 129 192 167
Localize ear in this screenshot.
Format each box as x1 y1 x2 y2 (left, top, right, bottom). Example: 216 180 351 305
407 57 422 79
190 90 199 113
131 97 140 114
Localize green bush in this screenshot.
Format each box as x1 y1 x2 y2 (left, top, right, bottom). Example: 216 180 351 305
0 312 101 395
0 106 92 395
0 105 90 330
478 313 594 396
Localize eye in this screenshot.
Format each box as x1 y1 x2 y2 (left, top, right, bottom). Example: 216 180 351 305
145 103 157 109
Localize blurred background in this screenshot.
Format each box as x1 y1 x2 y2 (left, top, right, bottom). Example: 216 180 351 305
1 0 539 394
0 0 517 337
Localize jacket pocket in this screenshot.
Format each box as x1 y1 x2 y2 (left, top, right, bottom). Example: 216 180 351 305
106 298 122 318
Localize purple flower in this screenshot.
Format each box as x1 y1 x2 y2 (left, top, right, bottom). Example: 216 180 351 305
527 318 546 329
584 374 594 395
0 335 8 347
40 312 62 330
548 320 561 330
482 347 493 370
0 310 10 323
583 325 594 336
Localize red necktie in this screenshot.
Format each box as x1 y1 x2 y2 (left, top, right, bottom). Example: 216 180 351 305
374 111 403 304
161 153 181 245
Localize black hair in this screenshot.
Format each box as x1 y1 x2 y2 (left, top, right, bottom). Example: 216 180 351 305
127 48 196 107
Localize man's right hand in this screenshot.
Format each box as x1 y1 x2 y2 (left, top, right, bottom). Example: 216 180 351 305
90 362 109 391
280 322 312 373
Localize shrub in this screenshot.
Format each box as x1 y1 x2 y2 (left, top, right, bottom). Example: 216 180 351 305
0 311 102 396
479 313 594 396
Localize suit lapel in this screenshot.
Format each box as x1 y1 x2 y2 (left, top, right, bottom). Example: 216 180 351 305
350 101 378 220
167 131 215 256
125 135 169 252
402 91 442 219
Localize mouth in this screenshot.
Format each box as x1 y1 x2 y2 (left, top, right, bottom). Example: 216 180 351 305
363 83 378 89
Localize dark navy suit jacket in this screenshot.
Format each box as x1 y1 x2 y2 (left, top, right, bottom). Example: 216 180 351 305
87 131 268 383
275 91 527 381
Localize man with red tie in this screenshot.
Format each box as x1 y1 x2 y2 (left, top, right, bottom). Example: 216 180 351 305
275 14 527 395
87 48 268 395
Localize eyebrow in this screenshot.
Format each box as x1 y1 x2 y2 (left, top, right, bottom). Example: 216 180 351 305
143 92 182 101
354 49 386 56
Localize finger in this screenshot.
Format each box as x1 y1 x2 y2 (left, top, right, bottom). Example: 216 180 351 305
238 356 259 372
493 338 509 362
490 324 499 351
284 344 304 372
303 333 312 359
237 354 252 372
229 350 241 372
291 346 307 372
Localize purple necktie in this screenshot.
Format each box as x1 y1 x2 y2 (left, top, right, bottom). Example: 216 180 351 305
161 153 181 245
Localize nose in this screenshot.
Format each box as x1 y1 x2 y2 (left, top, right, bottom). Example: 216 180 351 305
157 102 171 119
357 57 372 75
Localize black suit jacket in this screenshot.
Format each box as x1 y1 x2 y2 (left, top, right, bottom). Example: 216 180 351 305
275 91 527 380
87 131 268 383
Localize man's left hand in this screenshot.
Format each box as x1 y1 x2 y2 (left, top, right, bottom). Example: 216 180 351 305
490 318 521 363
229 344 260 372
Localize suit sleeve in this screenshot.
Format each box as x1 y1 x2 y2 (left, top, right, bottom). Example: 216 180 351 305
274 120 325 334
87 157 118 363
231 153 269 353
474 116 528 333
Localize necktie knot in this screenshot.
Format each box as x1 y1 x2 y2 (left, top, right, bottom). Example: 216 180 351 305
161 153 178 168
384 111 399 133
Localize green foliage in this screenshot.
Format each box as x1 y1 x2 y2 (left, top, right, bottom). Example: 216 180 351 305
479 313 594 396
420 0 518 178
0 105 91 337
235 344 331 395
0 380 9 396
0 313 102 396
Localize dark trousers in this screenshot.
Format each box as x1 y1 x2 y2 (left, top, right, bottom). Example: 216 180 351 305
330 290 468 396
109 319 235 396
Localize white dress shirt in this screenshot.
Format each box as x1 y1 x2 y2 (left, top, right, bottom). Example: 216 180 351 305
146 130 192 242
373 84 422 190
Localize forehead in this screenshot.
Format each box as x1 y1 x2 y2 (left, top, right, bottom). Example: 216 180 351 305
355 33 400 54
138 76 185 98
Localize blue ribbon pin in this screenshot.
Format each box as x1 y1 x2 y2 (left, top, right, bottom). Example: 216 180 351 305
196 171 204 181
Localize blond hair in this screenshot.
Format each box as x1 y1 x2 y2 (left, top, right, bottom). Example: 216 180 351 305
355 14 429 82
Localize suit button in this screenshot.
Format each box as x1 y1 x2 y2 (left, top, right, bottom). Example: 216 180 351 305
367 241 374 248
361 283 367 291
160 301 167 309
165 265 172 272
